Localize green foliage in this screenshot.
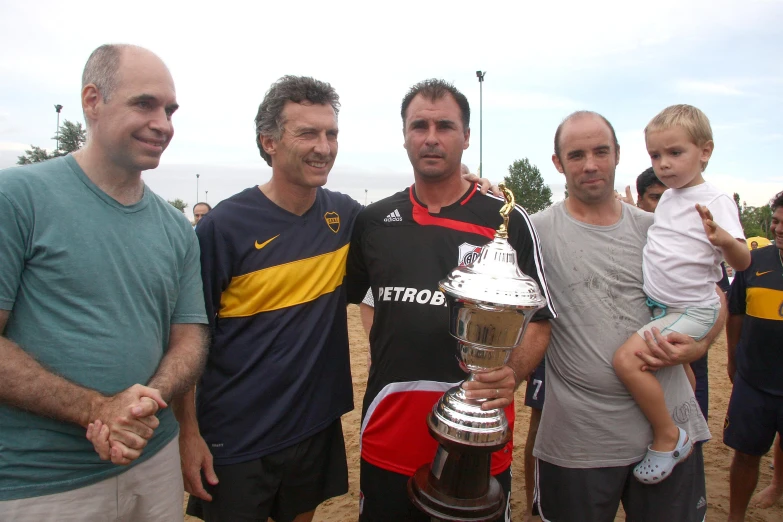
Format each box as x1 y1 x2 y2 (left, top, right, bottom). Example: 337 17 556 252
54 120 86 154
17 119 86 165
16 145 54 165
502 158 553 214
167 199 188 213
735 193 773 239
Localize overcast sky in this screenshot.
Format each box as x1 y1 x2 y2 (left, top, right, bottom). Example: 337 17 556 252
1 0 780 218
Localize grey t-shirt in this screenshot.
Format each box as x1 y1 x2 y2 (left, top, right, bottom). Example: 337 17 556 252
531 201 710 468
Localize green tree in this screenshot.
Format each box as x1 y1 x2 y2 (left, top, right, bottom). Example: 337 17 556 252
168 199 188 213
16 145 54 165
54 120 86 154
17 119 87 165
734 193 773 239
503 158 553 214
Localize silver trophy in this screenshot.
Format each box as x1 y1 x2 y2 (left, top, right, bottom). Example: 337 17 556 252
408 184 546 521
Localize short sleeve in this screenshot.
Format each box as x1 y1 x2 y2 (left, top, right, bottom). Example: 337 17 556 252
171 231 208 325
727 267 747 316
510 206 557 321
362 288 374 307
0 191 28 311
345 209 371 304
708 194 744 240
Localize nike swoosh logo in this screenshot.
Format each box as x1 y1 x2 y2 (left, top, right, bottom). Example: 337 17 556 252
255 235 280 250
756 270 773 276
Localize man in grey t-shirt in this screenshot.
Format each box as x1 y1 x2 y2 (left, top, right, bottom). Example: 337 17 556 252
530 111 723 522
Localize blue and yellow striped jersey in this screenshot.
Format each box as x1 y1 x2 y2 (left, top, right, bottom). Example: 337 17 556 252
195 186 362 464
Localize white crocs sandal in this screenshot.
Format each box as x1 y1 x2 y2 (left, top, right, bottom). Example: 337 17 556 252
633 427 693 484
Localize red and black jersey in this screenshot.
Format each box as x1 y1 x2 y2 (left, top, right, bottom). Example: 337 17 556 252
346 183 556 476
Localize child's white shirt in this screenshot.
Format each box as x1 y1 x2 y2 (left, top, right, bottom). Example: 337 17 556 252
642 182 744 308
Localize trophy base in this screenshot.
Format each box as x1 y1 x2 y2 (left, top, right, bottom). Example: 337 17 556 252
407 462 504 522
407 439 506 522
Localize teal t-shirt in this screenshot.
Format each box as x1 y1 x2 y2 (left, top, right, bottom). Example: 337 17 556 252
0 155 207 500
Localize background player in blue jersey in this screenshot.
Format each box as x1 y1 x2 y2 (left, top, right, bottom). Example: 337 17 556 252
724 190 783 521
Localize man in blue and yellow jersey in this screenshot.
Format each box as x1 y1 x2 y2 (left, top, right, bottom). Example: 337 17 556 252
178 76 360 522
724 190 783 522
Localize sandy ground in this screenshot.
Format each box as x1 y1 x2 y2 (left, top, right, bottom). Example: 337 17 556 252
186 305 782 521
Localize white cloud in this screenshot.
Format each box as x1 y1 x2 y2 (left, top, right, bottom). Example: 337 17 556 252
0 141 29 152
675 81 747 96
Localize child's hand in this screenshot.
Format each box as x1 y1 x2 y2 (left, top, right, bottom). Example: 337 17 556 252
695 203 731 247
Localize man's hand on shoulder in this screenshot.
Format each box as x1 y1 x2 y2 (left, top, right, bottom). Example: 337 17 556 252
462 172 502 197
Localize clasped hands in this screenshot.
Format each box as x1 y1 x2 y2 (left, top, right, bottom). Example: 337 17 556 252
85 384 166 465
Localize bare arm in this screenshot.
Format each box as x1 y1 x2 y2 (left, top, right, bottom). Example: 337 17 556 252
506 320 551 390
696 204 751 271
0 310 101 427
148 323 209 403
174 385 219 500
725 314 744 383
1 308 166 466
464 320 551 410
94 323 208 467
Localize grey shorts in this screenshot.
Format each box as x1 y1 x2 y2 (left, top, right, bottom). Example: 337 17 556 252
0 435 183 522
534 444 706 522
636 302 719 342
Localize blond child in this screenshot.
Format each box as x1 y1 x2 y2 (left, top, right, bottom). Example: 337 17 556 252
613 104 751 483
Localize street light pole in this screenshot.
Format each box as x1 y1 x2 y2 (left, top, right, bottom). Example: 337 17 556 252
54 104 63 151
475 71 485 178
196 173 200 205
205 190 209 204
365 189 368 206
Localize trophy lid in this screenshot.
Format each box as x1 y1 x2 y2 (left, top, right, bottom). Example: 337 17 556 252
439 236 546 309
439 183 546 310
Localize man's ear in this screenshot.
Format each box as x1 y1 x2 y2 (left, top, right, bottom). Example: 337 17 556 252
82 84 101 124
552 153 564 174
260 135 276 157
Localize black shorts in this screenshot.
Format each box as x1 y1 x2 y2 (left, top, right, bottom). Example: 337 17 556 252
690 352 709 420
724 372 783 456
524 360 545 410
359 459 512 522
186 418 348 522
534 445 706 522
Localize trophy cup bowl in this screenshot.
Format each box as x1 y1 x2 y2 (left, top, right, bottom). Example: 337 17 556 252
408 185 546 521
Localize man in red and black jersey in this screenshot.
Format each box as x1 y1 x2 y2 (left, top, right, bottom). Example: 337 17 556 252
725 190 783 521
346 79 556 522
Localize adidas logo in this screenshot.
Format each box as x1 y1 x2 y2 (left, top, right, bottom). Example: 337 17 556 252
696 496 706 510
384 209 403 222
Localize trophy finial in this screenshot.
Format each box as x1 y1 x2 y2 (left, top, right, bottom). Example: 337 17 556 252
496 182 515 239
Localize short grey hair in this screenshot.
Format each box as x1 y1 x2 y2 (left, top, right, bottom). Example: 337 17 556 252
554 110 619 161
82 44 135 102
254 75 340 167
